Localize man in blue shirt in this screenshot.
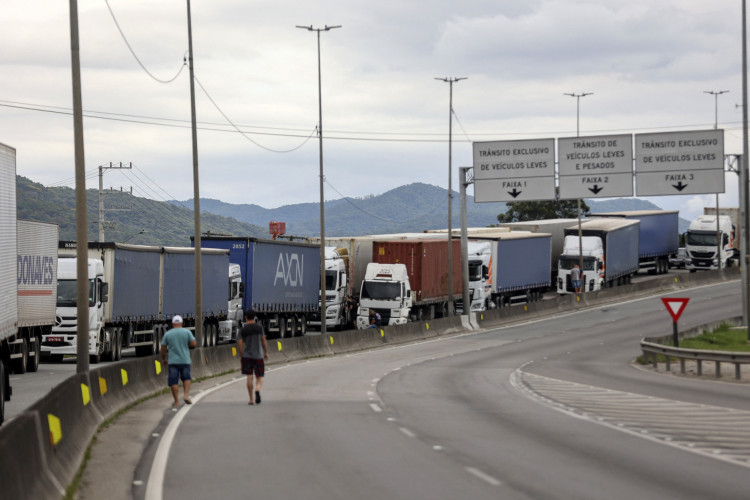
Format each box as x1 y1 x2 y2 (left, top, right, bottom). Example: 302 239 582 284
161 315 197 407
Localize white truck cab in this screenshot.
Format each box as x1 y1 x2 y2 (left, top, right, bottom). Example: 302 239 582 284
357 263 411 328
309 247 349 330
558 236 603 294
44 258 109 361
466 241 492 312
685 215 735 270
218 263 243 342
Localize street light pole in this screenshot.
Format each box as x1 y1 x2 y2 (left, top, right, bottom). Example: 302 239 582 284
564 92 593 291
705 90 729 271
436 77 467 317
743 0 750 335
68 0 89 374
297 24 341 335
186 0 203 345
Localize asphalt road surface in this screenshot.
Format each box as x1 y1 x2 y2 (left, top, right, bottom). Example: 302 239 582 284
140 279 748 500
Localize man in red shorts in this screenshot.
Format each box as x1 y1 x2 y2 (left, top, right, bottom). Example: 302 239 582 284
237 309 268 405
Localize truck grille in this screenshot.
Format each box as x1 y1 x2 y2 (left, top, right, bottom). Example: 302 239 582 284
691 251 715 259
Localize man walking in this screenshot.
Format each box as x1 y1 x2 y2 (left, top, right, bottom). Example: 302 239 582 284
161 315 196 407
238 310 268 405
571 263 583 296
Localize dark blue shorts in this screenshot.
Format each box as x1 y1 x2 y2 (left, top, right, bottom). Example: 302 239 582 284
168 364 191 386
241 357 265 377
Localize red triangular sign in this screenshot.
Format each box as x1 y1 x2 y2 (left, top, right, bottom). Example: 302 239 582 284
661 298 689 323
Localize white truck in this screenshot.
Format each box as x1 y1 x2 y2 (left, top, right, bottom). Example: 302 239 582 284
464 241 493 313
218 263 243 342
685 213 737 271
45 243 230 362
356 238 462 327
0 142 59 424
308 247 350 330
557 219 640 294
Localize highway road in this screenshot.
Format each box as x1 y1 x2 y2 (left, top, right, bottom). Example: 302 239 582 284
138 279 748 500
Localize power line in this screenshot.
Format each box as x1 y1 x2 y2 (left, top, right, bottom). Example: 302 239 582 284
104 0 187 84
192 74 317 153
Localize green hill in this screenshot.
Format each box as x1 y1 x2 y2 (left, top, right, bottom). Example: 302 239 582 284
16 176 265 246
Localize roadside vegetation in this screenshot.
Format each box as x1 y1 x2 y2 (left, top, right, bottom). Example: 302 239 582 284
637 323 750 364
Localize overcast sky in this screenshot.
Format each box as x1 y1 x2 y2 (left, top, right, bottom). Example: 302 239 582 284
0 0 746 223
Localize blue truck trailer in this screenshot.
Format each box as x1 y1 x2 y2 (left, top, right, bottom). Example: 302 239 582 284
196 236 320 338
590 210 679 274
47 243 230 360
465 231 552 307
558 219 640 293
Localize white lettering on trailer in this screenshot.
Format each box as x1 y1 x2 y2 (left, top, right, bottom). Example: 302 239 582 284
274 253 304 287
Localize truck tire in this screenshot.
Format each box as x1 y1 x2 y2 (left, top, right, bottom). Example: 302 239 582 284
277 315 288 339
288 316 297 337
210 324 217 347
12 338 28 374
113 329 122 361
27 334 40 373
299 315 307 336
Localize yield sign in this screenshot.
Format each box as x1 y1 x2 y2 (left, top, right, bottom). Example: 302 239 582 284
661 298 689 323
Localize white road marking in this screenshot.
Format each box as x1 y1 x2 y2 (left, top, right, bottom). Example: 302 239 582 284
133 480 144 486
145 377 239 500
465 467 502 486
433 445 443 451
370 403 382 413
399 427 416 438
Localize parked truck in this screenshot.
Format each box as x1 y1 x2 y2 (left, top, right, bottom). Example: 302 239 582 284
590 210 678 274
1 143 59 424
307 247 350 330
557 219 640 294
197 236 320 339
356 239 462 327
466 231 552 308
496 219 578 281
45 243 230 362
685 212 737 271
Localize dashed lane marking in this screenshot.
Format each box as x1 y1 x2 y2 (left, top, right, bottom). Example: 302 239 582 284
465 467 502 486
370 403 383 413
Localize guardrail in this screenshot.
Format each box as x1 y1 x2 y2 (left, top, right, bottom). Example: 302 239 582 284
640 316 748 380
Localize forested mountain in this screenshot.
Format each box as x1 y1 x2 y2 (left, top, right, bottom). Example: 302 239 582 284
16 176 265 246
174 182 683 237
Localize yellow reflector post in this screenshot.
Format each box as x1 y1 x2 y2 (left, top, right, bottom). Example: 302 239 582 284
277 341 283 352
80 384 90 406
330 336 334 345
48 414 62 446
121 368 129 386
232 347 237 357
99 377 108 396
155 360 162 375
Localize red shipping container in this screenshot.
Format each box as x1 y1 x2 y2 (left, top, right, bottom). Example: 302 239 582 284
371 239 462 303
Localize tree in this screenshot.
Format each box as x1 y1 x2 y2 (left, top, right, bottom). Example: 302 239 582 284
497 193 590 223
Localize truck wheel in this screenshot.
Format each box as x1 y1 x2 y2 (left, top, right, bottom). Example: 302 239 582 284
299 316 308 336
113 329 122 361
12 338 28 374
27 334 40 372
277 315 287 339
211 324 218 347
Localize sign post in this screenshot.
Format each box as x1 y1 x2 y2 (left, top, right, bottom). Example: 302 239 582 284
661 297 690 347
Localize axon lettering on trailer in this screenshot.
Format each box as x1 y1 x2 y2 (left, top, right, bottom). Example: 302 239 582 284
472 139 556 202
635 130 725 196
558 134 633 199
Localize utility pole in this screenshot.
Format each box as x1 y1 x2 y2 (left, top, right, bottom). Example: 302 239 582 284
705 90 729 270
459 167 473 315
186 0 203 344
564 92 593 291
296 24 341 335
68 0 89 373
743 0 750 335
436 76 467 317
98 162 133 242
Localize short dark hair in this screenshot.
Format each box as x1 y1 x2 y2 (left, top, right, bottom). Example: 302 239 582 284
244 309 257 321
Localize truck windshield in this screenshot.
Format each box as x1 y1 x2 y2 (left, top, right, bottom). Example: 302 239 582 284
56 279 95 307
325 270 337 289
559 257 596 271
686 231 719 246
468 260 483 282
361 281 401 300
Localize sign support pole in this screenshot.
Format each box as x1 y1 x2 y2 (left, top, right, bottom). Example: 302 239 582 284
672 320 679 348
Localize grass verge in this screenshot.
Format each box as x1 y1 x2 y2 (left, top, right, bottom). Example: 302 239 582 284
637 323 749 364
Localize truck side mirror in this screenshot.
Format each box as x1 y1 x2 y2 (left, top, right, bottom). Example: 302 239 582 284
482 265 489 279
407 290 411 298
100 282 109 303
723 234 729 245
